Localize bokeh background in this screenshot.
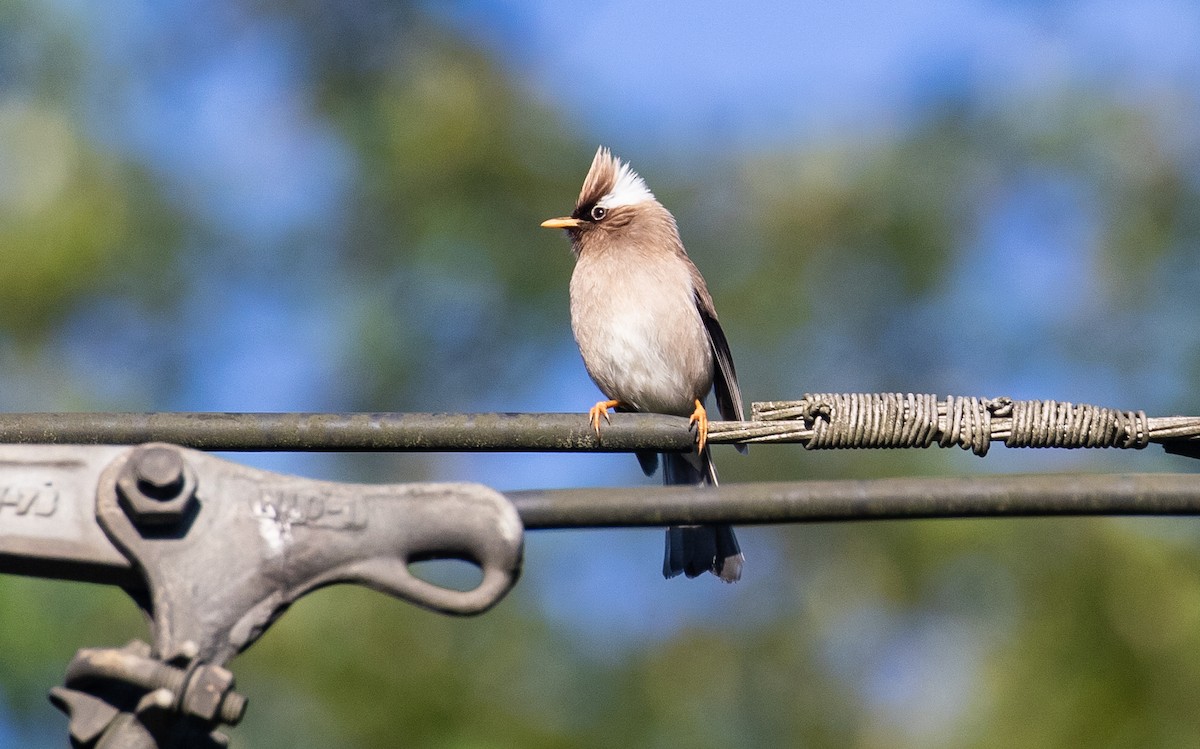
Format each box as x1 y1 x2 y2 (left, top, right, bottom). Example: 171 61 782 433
5 0 1200 746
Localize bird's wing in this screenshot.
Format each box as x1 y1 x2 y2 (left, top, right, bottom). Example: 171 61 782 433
693 289 745 423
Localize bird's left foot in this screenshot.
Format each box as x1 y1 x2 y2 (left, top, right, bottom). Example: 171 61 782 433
689 399 709 452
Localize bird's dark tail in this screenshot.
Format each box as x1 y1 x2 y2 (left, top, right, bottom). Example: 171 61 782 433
659 450 744 583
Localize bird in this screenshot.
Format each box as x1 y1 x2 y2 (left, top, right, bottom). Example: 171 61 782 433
541 146 747 582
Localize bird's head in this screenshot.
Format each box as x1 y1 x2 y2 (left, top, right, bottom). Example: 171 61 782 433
541 147 669 253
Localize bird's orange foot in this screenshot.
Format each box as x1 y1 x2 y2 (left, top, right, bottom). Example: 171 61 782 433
588 399 622 436
689 399 709 453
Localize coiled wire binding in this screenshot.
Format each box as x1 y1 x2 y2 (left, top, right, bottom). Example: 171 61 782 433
706 394 1156 456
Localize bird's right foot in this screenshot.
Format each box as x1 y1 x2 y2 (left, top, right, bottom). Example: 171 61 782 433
587 399 622 435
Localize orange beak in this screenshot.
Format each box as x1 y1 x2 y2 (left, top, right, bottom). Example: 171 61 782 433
540 216 583 229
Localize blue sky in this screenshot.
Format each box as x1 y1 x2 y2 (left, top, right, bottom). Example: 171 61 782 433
433 0 1200 149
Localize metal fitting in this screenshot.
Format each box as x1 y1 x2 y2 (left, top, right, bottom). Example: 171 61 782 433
182 664 247 725
116 445 198 527
51 641 246 748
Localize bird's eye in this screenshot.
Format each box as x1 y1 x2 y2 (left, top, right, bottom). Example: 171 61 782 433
590 205 607 221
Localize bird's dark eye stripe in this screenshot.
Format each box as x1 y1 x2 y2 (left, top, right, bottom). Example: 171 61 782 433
570 202 608 222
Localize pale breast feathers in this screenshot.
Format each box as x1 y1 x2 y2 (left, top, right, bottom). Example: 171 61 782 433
570 250 713 415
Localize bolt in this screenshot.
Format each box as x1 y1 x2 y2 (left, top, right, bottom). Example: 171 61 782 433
218 690 247 725
133 447 185 500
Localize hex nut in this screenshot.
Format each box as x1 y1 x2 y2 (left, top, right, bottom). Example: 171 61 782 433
116 446 198 526
182 665 245 724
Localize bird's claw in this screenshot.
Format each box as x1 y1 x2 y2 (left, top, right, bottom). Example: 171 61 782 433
689 399 709 453
588 399 621 436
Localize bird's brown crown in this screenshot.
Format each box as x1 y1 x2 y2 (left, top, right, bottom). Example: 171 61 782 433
572 147 656 221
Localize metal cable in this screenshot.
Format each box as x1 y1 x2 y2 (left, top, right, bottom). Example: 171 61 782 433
509 473 1200 528
0 398 1190 454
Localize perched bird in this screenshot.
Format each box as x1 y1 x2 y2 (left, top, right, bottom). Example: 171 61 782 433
541 147 747 582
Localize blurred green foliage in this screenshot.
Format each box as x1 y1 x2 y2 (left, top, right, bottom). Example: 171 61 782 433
3 1 1200 747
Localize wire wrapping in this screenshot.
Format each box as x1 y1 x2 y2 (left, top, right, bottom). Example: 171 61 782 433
737 394 1152 456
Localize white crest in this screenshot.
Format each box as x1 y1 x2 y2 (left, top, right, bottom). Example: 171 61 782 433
597 155 655 210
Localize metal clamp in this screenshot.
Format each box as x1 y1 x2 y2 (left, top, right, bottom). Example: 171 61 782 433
0 443 524 747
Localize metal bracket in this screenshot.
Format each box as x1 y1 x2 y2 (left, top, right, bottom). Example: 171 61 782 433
95 444 524 663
